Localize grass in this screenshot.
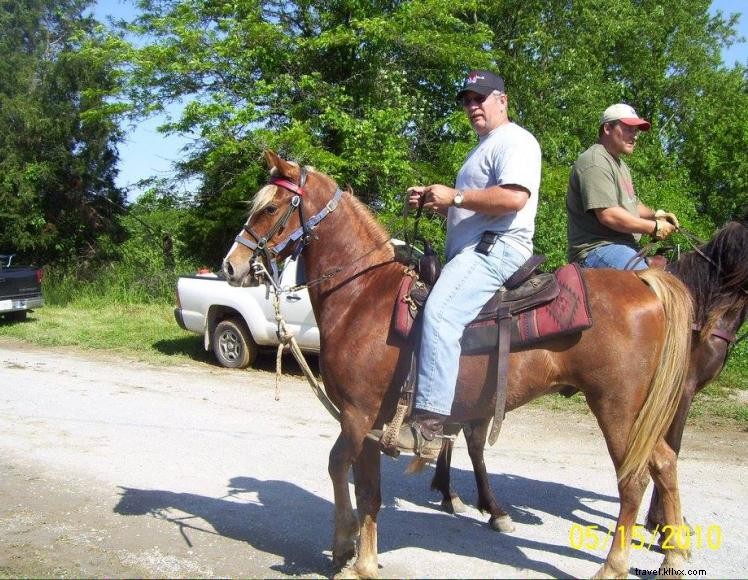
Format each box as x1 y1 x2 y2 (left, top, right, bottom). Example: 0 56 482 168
0 304 209 366
0 302 745 430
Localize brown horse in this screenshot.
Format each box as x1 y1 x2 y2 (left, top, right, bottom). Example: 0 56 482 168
222 151 694 578
431 216 748 535
647 218 748 528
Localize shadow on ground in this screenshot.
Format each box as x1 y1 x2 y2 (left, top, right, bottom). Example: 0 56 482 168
114 461 619 577
151 336 320 377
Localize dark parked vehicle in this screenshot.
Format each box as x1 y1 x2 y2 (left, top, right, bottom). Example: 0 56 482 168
0 254 44 322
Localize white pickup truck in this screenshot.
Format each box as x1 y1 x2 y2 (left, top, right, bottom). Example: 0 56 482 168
174 258 319 368
174 240 417 369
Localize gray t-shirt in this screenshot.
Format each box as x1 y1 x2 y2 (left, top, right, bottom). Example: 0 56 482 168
566 143 641 262
447 122 542 261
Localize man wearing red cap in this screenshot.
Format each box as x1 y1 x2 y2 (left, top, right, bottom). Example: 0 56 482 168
566 103 679 269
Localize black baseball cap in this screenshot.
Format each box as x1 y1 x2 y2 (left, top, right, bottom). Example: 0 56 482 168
456 70 505 102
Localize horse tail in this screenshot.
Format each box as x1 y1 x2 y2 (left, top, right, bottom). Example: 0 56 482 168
617 268 693 483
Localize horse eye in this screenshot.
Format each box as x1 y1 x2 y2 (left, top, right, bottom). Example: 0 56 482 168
265 205 278 215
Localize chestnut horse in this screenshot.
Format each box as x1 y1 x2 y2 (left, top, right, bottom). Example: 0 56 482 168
222 152 693 578
647 218 748 527
431 216 748 535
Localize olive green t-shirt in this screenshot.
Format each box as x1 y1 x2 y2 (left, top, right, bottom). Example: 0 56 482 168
566 143 641 263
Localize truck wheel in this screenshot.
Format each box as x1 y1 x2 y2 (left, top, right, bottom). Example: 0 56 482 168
5 311 27 322
213 318 257 369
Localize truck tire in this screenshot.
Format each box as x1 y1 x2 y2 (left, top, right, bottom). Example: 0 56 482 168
4 311 27 322
212 318 257 369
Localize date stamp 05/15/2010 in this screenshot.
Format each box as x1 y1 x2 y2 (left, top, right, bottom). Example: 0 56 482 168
568 523 722 552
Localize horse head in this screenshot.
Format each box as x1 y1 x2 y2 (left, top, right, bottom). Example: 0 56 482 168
222 151 342 288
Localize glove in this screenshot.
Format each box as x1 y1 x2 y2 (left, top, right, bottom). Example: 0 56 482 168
653 218 676 241
655 209 680 228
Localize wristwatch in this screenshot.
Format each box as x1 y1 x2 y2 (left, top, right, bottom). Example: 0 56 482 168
453 190 464 208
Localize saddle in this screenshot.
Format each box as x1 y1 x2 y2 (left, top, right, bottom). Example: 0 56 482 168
385 252 592 454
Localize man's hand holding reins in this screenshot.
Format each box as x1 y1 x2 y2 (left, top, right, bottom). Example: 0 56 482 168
653 218 677 240
407 185 455 216
655 209 680 228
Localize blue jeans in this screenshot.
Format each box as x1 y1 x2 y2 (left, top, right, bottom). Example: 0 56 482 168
581 243 647 270
415 239 526 416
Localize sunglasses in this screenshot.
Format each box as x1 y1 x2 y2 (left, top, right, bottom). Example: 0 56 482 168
461 93 489 107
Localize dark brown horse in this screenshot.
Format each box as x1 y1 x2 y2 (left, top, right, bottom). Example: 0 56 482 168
647 218 748 527
431 216 748 536
222 152 694 578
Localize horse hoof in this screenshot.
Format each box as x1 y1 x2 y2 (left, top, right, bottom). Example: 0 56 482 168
332 550 356 574
442 496 467 514
489 514 515 533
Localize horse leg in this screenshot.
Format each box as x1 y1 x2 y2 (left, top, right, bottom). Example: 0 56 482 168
587 397 653 578
329 433 359 572
431 433 467 514
464 419 515 533
648 438 690 574
338 437 382 579
591 469 650 579
647 382 695 532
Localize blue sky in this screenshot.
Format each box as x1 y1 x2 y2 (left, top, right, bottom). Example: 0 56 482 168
92 0 747 201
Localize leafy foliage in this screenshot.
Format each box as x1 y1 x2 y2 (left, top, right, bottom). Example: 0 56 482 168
0 0 127 264
95 0 746 267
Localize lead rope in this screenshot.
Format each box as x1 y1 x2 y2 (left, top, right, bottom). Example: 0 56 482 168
270 288 341 421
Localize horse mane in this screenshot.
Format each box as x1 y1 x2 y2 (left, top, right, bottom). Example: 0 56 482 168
668 219 748 338
342 189 393 249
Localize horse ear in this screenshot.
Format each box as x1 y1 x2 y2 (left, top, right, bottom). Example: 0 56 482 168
264 150 281 171
263 150 298 180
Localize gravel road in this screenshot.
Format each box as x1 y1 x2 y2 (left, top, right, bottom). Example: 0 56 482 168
0 340 745 578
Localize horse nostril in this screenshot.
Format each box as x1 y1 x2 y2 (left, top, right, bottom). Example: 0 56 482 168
224 261 234 277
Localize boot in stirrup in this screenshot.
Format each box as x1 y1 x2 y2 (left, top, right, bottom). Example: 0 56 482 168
396 410 450 461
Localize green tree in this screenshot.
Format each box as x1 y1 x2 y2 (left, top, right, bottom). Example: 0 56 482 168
0 0 125 264
111 0 745 265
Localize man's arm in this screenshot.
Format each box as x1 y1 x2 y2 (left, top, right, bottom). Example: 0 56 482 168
594 206 656 236
408 183 529 216
637 203 656 219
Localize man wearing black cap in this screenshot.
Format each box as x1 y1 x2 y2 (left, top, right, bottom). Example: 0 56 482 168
566 103 679 269
396 69 542 460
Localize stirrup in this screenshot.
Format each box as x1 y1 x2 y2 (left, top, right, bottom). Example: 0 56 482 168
395 422 454 461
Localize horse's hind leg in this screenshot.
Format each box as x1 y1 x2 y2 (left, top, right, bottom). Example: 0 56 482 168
329 433 359 572
431 433 467 514
463 419 515 533
648 439 690 571
647 382 695 531
588 399 652 578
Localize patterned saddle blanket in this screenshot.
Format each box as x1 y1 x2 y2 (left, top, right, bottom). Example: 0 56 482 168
393 262 592 352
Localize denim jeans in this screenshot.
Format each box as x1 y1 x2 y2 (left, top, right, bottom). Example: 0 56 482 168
415 239 526 416
581 243 647 270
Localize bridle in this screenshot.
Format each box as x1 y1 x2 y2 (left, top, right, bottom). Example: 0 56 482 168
232 167 343 286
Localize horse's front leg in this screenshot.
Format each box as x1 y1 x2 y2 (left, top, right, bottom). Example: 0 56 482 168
329 432 359 571
346 438 382 579
464 419 515 532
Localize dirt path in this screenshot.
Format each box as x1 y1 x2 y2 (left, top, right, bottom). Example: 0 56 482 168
0 340 745 578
